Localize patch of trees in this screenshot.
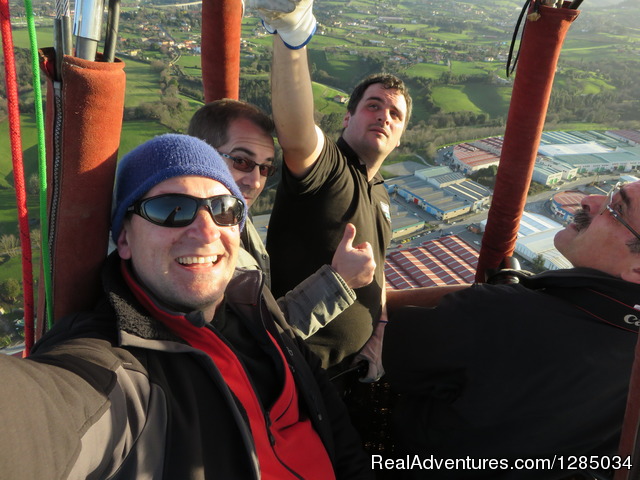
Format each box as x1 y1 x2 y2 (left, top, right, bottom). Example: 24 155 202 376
427 18 468 35
0 279 20 304
0 234 21 258
438 71 488 85
124 97 189 131
450 177 546 204
239 78 273 115
0 48 33 96
0 230 41 262
545 58 640 127
527 181 548 197
319 112 345 139
0 280 24 347
396 123 507 163
178 76 205 103
428 111 494 129
313 69 341 89
124 61 191 131
531 254 547 274
0 47 39 117
0 309 24 347
469 165 498 189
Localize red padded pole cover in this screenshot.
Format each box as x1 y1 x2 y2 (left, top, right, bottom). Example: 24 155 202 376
38 49 125 328
201 0 242 102
475 5 579 282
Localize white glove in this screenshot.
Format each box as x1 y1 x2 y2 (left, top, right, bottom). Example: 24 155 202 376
247 0 316 49
352 320 386 383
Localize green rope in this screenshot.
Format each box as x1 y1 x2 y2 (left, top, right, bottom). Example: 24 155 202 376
24 0 53 329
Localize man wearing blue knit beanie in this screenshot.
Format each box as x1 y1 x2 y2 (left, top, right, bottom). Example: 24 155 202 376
0 134 372 479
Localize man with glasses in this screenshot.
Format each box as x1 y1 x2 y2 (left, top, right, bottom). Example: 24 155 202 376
382 181 640 479
0 134 372 479
188 100 375 338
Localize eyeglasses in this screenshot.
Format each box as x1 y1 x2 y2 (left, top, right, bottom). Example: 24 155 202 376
127 193 245 228
220 152 277 178
600 183 640 242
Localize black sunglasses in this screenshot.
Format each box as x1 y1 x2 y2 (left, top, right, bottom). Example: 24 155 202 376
127 193 245 228
220 152 277 178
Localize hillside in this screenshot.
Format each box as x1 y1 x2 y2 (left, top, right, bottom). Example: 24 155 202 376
0 0 638 309
0 0 638 225
3 0 639 132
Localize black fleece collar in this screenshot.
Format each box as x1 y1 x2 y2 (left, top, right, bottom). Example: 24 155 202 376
100 252 266 342
518 267 640 333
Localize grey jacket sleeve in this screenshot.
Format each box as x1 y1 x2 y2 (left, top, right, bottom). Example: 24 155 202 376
241 217 355 338
277 264 356 339
0 339 153 479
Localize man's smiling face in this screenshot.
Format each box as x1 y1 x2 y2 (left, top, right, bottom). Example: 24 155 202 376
117 175 240 319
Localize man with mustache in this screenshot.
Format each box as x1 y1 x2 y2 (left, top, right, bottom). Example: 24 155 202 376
250 0 412 385
382 181 640 479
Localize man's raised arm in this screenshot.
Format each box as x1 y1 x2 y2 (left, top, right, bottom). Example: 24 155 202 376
272 40 324 177
249 0 324 177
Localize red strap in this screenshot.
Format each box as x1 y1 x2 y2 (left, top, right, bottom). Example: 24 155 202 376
0 0 35 353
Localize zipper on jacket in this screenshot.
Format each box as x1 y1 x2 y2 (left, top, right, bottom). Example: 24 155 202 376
204 322 292 466
224 274 327 479
267 420 304 480
265 415 276 446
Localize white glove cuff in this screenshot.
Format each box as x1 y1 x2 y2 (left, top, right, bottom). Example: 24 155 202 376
261 19 277 34
278 13 316 49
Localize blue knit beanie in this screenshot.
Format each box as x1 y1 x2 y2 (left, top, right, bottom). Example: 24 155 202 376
111 134 245 242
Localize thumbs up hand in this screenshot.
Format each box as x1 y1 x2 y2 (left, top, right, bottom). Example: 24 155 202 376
331 223 376 290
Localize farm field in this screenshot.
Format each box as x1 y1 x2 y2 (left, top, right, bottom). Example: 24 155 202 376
0 0 637 296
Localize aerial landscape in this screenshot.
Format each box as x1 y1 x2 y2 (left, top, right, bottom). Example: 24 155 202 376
0 0 638 342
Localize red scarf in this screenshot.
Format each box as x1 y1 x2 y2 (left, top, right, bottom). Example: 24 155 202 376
122 261 336 480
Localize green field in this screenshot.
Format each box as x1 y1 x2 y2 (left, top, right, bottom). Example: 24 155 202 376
432 86 483 114
405 63 450 80
122 58 163 107
0 190 38 236
7 24 54 50
0 0 637 297
309 50 373 88
312 83 348 115
465 83 512 118
177 54 201 70
406 60 499 80
0 254 39 283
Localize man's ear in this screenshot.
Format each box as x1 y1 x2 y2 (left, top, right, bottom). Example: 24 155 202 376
116 223 132 260
343 112 351 129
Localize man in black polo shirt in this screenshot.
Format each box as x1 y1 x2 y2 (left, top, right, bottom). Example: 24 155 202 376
253 0 412 381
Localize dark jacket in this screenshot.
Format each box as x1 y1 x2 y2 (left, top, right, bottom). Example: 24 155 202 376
383 267 639 480
0 253 370 480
